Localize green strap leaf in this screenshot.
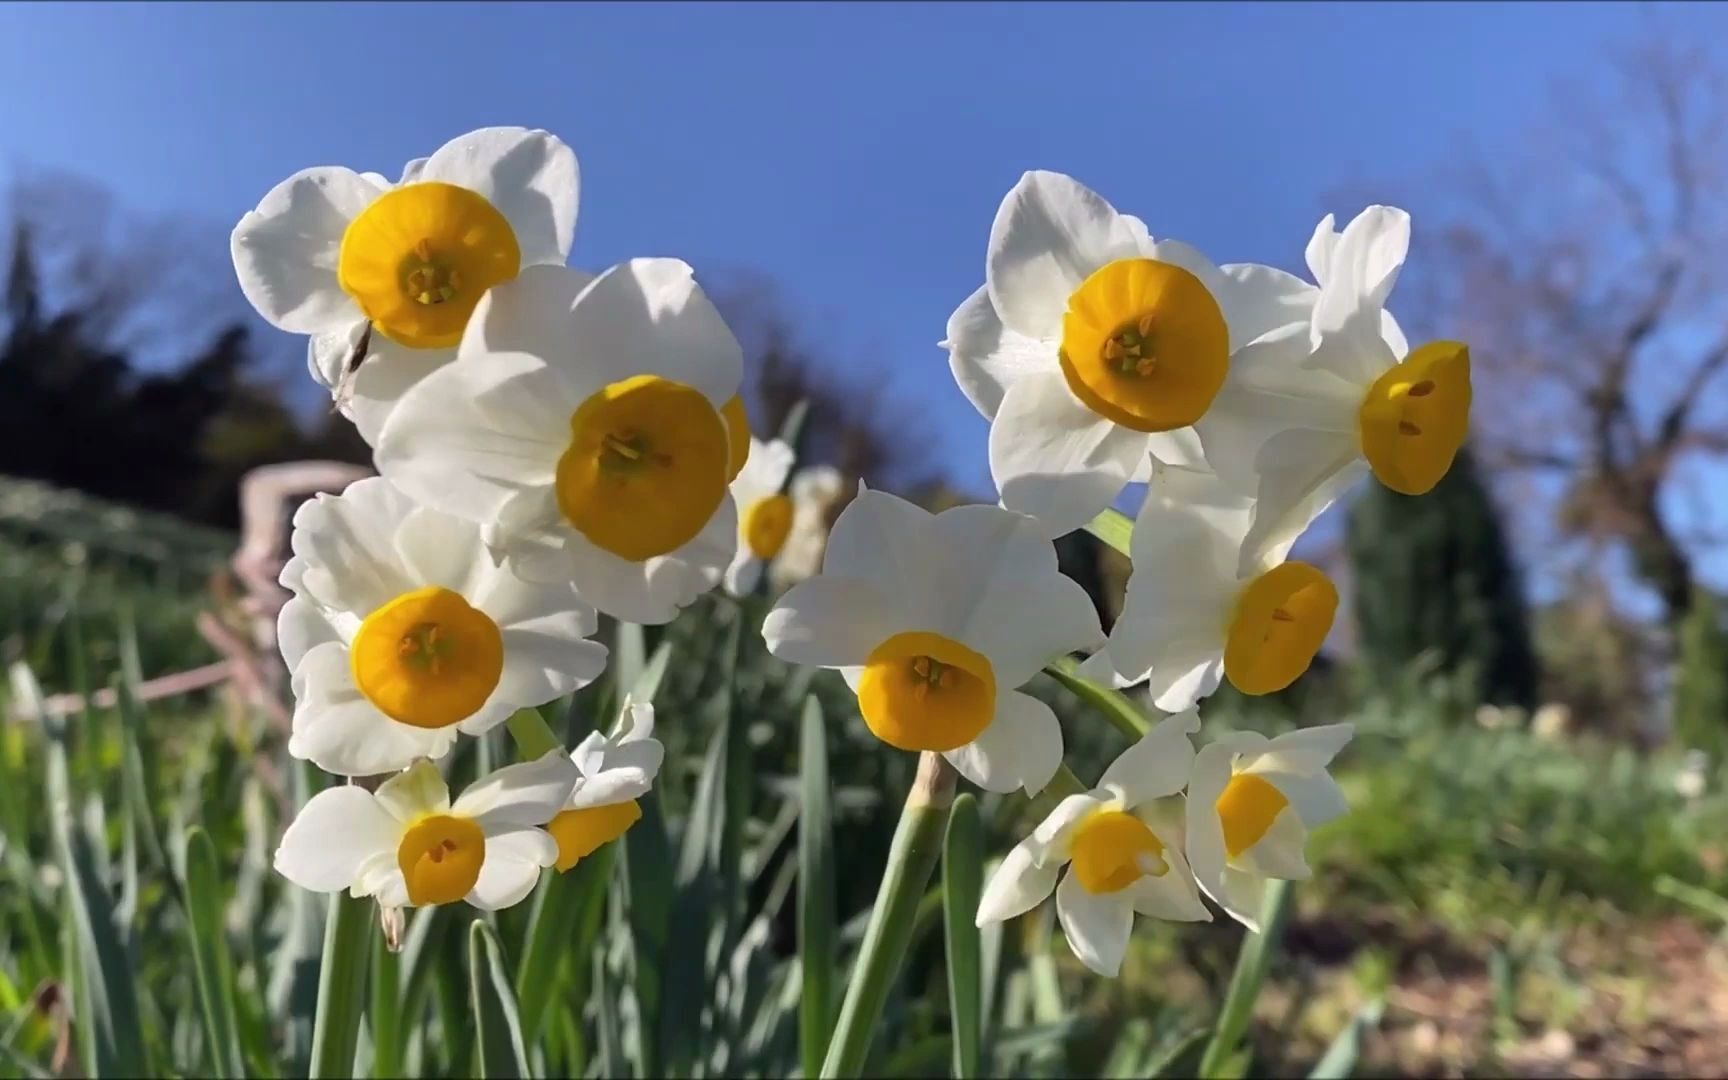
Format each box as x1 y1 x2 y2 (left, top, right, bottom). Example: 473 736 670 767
1043 657 1151 740
181 826 245 1078
798 696 838 1079
1197 879 1294 1079
1307 998 1384 1080
1084 506 1134 557
943 793 984 1080
307 890 375 1079
468 919 532 1079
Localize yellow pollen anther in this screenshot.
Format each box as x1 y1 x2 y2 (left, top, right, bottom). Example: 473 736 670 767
1058 258 1229 432
1069 809 1168 894
1224 562 1338 697
858 631 996 752
1358 340 1472 495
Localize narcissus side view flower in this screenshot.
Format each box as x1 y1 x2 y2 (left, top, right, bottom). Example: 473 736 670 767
942 170 1314 537
231 127 579 444
373 260 747 625
279 476 607 776
1196 206 1471 561
975 712 1209 977
546 699 665 871
768 464 846 594
724 436 796 597
274 754 576 911
763 488 1103 795
1185 724 1353 930
1090 462 1338 711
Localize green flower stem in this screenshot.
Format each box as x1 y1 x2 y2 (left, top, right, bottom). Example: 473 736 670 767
1197 878 1295 1078
1085 506 1134 557
820 752 957 1078
1042 658 1150 740
505 708 563 760
307 890 376 1079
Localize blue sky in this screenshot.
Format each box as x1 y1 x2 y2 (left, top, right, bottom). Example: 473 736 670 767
0 0 1722 590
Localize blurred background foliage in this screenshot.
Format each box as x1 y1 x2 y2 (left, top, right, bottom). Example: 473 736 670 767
1 28 1728 1080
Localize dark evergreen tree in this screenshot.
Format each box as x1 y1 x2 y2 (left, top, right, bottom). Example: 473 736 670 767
1673 586 1728 760
1346 445 1540 710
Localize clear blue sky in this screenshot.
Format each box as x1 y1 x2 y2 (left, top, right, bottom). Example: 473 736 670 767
1 0 1721 592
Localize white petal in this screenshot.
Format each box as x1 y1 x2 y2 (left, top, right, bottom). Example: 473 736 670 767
1218 262 1317 347
1097 710 1200 806
1121 845 1211 923
975 841 1059 925
1182 741 1234 916
342 337 458 448
274 785 399 893
943 690 1062 796
1255 770 1348 828
373 348 568 530
492 620 608 707
392 505 487 594
453 752 579 829
990 370 1144 539
1055 870 1133 977
560 259 743 406
946 510 1104 684
763 574 904 669
417 127 579 267
724 554 762 598
231 167 379 333
1310 206 1410 353
943 284 1055 420
286 477 418 618
1234 807 1311 881
986 171 1141 339
375 760 452 824
1215 868 1270 932
734 438 796 499
1239 430 1367 577
467 828 559 911
278 596 339 674
307 320 368 392
1304 213 1339 284
1250 724 1355 774
287 643 458 776
1031 793 1108 855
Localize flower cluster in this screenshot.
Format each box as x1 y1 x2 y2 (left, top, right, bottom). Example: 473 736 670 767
769 171 1468 973
241 134 1469 971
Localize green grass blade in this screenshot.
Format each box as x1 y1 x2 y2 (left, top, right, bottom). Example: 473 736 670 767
180 826 245 1078
22 660 148 1077
1143 1027 1211 1078
821 753 956 1079
1307 998 1384 1080
1197 879 1294 1079
1042 657 1150 740
307 891 375 1079
369 931 402 1080
943 793 984 1080
469 920 532 1079
798 696 837 1079
516 844 614 1041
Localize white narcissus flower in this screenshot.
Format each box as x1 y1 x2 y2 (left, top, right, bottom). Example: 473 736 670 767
1185 724 1353 931
942 170 1315 538
762 488 1103 795
231 127 579 445
373 259 749 625
545 699 665 871
724 436 797 597
274 754 576 911
768 464 846 594
279 476 607 776
975 712 1209 977
1091 461 1338 711
1195 206 1471 561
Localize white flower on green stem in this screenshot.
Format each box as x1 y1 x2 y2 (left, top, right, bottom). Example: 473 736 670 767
1088 461 1338 711
942 170 1315 538
231 127 579 445
274 755 576 910
725 436 797 597
768 464 846 593
975 712 1209 977
1194 207 1471 561
545 700 665 872
1184 724 1353 931
372 259 750 625
278 477 607 777
763 487 1103 796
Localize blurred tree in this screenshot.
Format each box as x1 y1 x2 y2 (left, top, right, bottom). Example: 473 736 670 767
1392 35 1728 629
1673 585 1728 759
1533 571 1663 742
1347 446 1540 710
